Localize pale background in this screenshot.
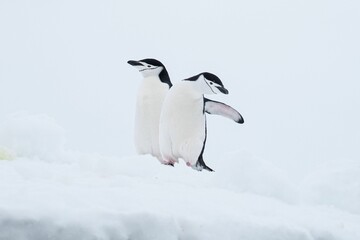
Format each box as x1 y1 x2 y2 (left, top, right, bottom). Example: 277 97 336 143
1 0 359 172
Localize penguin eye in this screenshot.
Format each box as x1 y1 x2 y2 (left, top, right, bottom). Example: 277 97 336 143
210 82 213 85
147 65 152 68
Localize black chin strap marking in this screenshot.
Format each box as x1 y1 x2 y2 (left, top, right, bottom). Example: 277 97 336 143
139 67 158 72
204 78 216 94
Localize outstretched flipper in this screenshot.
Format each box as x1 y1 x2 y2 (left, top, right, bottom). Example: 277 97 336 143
194 155 214 172
204 98 244 124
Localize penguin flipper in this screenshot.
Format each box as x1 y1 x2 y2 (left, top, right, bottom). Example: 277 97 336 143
194 155 214 172
204 98 244 124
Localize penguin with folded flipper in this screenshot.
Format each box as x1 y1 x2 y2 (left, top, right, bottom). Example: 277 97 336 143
127 58 172 165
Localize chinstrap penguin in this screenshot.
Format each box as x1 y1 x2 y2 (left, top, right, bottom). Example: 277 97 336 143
159 72 244 172
127 58 172 165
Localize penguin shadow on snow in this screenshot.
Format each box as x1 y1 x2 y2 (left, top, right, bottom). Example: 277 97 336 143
128 58 244 172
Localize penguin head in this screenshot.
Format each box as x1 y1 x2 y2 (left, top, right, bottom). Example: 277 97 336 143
184 72 229 95
128 58 172 87
127 58 166 78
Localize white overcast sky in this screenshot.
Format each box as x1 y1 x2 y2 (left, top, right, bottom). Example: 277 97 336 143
0 0 359 169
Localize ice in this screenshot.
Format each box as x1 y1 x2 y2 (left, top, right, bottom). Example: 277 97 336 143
215 151 297 203
0 113 67 162
0 146 14 160
0 113 359 239
299 159 360 214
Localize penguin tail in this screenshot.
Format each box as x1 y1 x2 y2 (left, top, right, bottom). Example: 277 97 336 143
195 156 214 172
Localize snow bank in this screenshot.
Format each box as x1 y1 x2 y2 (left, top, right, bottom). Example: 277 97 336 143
0 113 68 162
0 146 14 160
0 210 317 240
299 159 360 214
214 151 297 203
0 113 359 239
0 153 359 240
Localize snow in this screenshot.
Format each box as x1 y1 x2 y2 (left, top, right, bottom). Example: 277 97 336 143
0 114 359 240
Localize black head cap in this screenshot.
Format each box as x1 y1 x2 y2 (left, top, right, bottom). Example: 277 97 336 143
185 72 224 87
138 58 165 67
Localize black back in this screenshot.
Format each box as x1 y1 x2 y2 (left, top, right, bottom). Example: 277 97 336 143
195 115 214 172
140 58 172 88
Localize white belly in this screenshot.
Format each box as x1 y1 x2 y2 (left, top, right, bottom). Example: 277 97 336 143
135 77 168 161
159 83 205 165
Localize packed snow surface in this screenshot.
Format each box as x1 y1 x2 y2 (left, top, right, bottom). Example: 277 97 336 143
0 114 359 240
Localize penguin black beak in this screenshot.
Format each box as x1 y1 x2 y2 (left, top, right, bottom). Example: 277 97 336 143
127 60 143 66
216 86 229 94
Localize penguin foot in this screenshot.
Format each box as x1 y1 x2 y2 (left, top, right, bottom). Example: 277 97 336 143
163 162 174 167
162 157 178 167
193 164 214 172
194 158 214 172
